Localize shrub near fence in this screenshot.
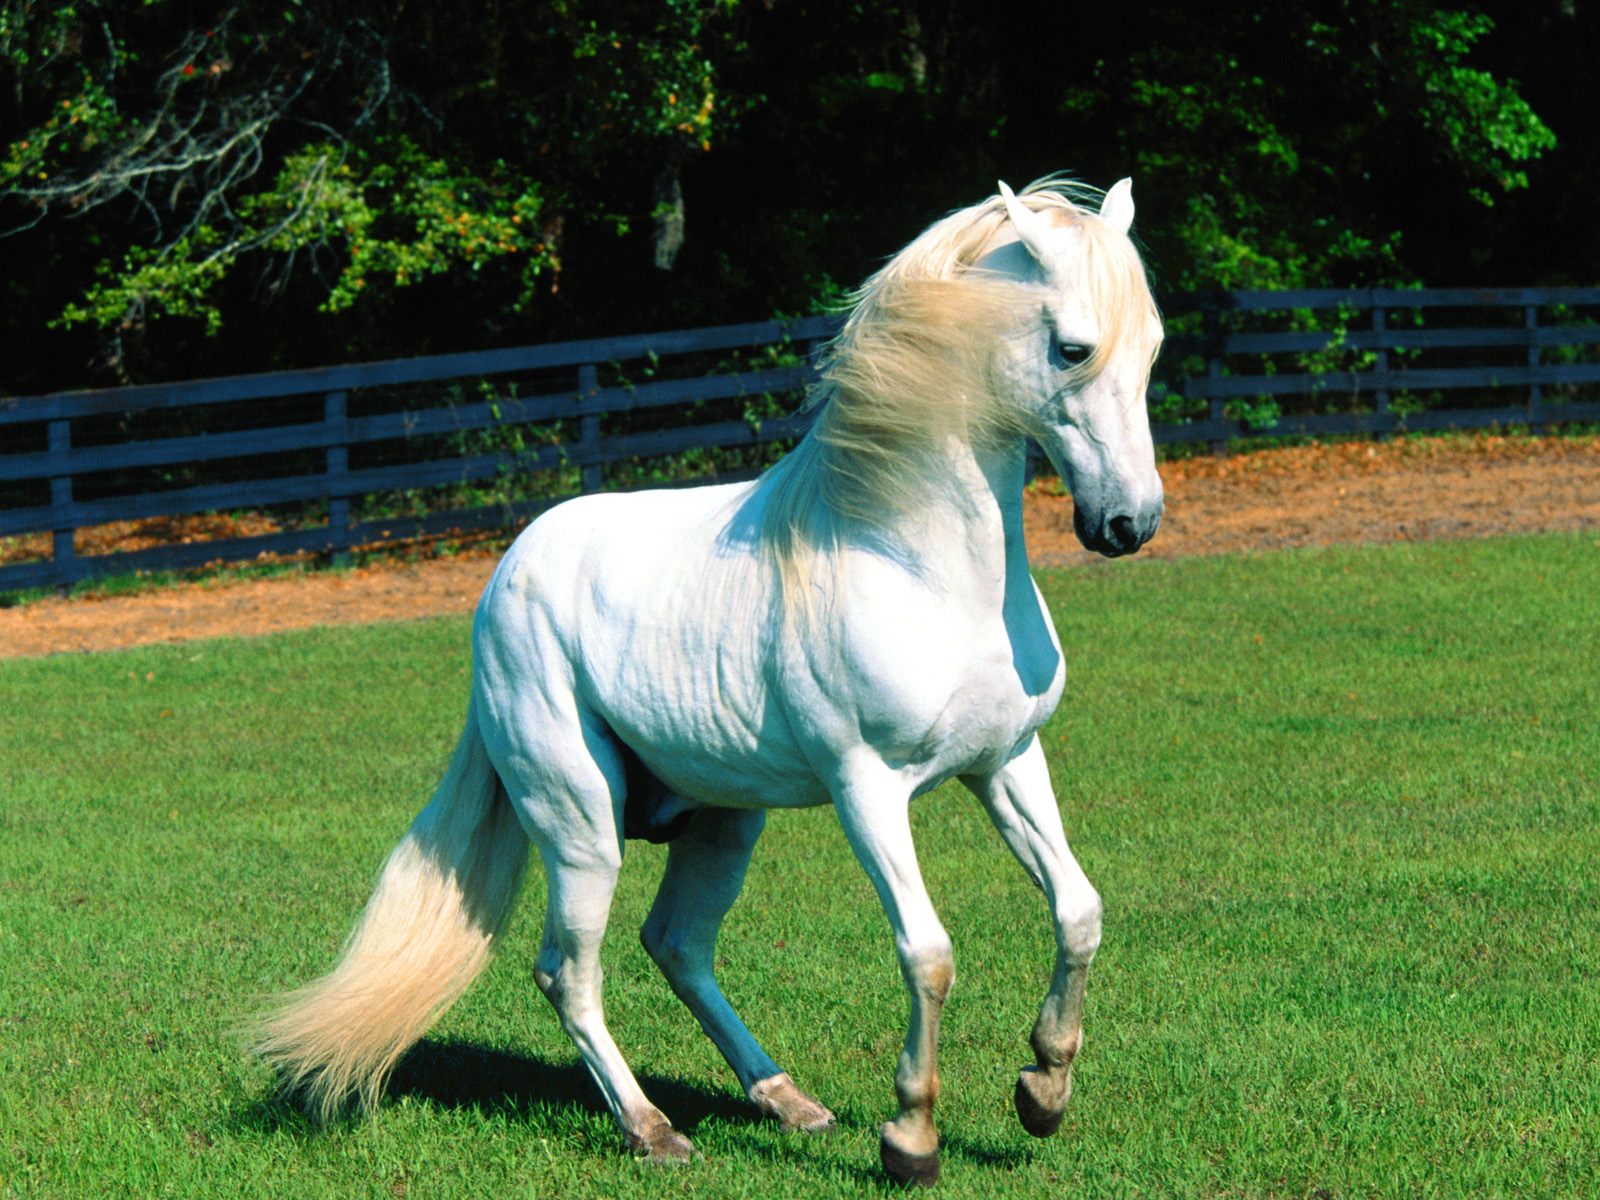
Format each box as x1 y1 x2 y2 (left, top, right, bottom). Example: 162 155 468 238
1 288 1598 595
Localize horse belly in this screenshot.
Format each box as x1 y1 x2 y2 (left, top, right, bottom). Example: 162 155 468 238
626 738 831 811
596 664 830 811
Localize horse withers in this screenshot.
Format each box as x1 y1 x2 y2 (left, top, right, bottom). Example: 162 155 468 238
255 177 1164 1186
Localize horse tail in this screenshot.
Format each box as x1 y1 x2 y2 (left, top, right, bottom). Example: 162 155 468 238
253 699 530 1123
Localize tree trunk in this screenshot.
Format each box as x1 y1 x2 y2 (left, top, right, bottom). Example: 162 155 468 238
652 163 686 271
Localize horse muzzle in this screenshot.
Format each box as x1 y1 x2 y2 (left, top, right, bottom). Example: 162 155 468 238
1072 503 1162 558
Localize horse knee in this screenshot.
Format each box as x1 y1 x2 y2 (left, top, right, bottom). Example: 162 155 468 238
1058 888 1102 965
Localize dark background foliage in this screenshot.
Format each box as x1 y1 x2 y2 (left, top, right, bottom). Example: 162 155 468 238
1 0 1592 395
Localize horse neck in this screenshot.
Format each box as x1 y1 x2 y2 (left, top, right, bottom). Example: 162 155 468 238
877 431 1030 600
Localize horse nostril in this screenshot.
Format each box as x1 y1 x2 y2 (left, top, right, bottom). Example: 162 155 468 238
1109 514 1137 549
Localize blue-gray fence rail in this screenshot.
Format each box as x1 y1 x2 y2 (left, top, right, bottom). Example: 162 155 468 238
2 287 1598 594
1162 286 1600 446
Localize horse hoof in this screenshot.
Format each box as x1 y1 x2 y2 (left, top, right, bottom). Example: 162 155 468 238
1014 1066 1069 1138
749 1072 838 1135
629 1121 695 1164
879 1125 940 1187
780 1101 838 1136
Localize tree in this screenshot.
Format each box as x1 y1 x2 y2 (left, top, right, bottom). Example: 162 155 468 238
1047 2 1556 290
1 0 744 384
0 0 1568 393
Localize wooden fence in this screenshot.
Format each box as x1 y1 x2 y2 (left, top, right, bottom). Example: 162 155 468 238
0 315 838 594
2 287 1598 594
1159 286 1600 447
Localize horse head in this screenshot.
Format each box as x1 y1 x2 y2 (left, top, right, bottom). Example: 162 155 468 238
985 180 1165 557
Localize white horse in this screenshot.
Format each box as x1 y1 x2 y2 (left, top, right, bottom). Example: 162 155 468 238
256 177 1165 1185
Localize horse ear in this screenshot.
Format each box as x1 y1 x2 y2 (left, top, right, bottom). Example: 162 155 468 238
1100 178 1135 235
997 181 1060 269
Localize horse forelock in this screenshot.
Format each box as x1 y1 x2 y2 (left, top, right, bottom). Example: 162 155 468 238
759 177 1156 612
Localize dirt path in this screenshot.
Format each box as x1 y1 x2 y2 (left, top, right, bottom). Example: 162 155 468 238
3 435 1597 660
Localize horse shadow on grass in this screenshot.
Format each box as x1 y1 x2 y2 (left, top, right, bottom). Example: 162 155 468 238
237 1036 749 1139
235 1036 1036 1179
390 1037 752 1130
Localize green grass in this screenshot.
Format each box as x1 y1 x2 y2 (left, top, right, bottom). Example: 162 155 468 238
2 532 1598 1198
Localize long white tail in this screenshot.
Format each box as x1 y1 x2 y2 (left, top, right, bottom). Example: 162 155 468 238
253 701 530 1122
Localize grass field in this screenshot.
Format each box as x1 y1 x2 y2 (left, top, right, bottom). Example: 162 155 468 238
2 532 1598 1198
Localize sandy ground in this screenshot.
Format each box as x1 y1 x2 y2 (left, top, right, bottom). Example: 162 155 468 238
3 436 1597 660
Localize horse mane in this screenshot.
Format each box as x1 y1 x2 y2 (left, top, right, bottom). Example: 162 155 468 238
758 176 1155 606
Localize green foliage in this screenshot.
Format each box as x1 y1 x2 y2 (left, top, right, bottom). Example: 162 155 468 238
0 71 119 189
56 140 558 333
563 0 741 151
1408 9 1556 203
0 0 1576 391
1 0 747 360
245 143 552 313
1066 4 1553 291
57 231 234 334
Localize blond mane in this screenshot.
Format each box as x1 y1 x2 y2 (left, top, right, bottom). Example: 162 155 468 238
759 177 1155 605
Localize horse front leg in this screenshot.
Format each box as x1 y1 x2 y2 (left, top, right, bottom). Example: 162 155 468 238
832 770 953 1187
964 735 1101 1138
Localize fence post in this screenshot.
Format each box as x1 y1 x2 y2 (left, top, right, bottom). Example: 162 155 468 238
1525 304 1544 435
324 390 351 566
1371 304 1390 440
47 418 77 595
1204 304 1227 456
578 363 602 493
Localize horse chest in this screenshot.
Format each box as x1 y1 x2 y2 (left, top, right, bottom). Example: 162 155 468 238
912 656 1062 780
828 599 1065 786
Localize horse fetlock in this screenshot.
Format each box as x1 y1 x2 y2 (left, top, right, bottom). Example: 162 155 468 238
891 1068 942 1137
1029 1022 1082 1073
748 1072 837 1134
880 1117 940 1187
1014 1063 1072 1138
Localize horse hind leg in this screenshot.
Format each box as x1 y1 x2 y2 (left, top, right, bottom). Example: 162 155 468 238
532 841 693 1162
486 706 693 1163
639 806 836 1135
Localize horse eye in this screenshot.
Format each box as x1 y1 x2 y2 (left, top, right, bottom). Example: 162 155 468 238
1050 337 1092 370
